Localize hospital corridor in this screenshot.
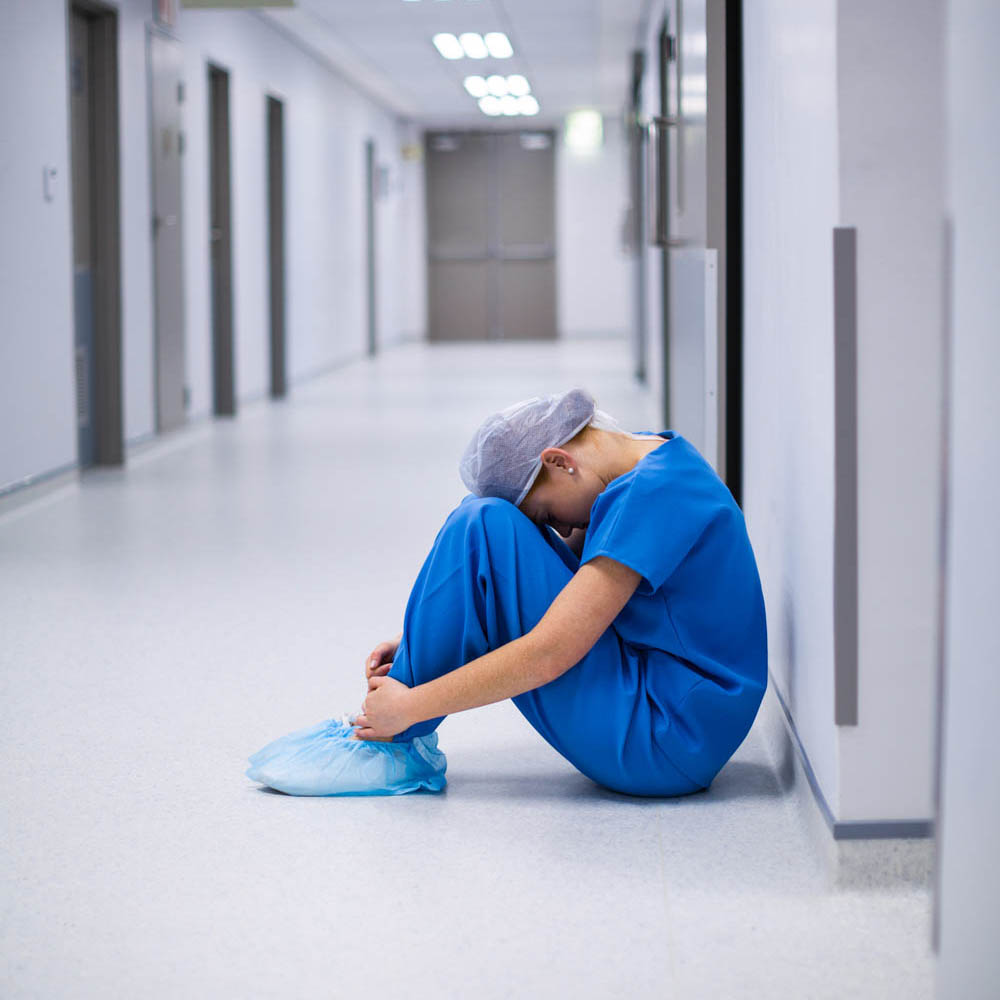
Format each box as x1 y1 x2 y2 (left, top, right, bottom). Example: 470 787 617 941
1 1 997 998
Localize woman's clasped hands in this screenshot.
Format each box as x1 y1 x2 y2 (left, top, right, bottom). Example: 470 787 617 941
353 631 416 741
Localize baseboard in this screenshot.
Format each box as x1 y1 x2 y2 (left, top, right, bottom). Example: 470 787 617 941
755 676 934 889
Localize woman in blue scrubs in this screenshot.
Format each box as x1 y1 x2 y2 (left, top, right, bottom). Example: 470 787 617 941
351 387 768 797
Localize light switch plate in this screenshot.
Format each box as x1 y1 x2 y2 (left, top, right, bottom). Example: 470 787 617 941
42 165 57 202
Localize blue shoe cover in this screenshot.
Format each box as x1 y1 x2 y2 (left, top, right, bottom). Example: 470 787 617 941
245 714 447 796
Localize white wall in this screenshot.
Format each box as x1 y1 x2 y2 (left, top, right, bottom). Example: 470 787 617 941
742 0 945 827
557 114 631 338
836 0 943 822
0 1 78 489
742 0 841 814
0 0 425 489
935 0 1000 990
176 8 424 420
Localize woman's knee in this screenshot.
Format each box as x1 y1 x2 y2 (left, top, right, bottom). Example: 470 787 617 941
448 493 533 536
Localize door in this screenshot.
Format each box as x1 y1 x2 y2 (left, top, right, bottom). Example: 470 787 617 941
209 65 234 416
267 96 286 397
365 139 377 356
627 49 649 383
495 131 557 340
427 132 491 341
648 0 737 486
70 4 123 466
71 8 97 466
149 29 186 431
426 130 556 341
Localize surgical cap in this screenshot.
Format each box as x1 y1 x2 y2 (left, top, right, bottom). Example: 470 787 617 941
458 387 623 507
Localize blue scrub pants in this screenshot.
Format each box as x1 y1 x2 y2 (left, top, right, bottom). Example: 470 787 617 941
386 494 725 797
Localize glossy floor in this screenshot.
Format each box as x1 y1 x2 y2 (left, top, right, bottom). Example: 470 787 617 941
0 338 932 998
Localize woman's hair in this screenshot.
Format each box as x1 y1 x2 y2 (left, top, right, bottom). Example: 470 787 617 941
586 408 628 434
458 390 630 505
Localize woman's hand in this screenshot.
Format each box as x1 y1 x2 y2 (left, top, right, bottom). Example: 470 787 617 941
353 675 415 740
364 631 403 681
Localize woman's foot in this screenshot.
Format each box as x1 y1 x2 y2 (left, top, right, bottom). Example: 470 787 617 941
351 732 393 742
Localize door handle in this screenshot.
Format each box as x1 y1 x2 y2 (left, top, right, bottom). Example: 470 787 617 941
152 214 179 236
645 116 677 247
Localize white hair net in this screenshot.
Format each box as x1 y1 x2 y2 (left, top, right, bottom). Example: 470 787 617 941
458 387 626 506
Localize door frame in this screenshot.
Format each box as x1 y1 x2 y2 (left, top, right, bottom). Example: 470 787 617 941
424 128 557 342
365 138 377 357
724 0 743 506
657 15 673 429
267 94 286 397
68 0 123 465
208 63 235 416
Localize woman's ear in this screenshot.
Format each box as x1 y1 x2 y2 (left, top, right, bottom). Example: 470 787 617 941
540 447 575 475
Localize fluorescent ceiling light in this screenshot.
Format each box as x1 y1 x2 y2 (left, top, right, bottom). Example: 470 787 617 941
564 108 604 153
432 33 464 59
464 75 488 98
500 94 519 116
459 32 488 58
478 95 503 116
486 74 508 96
517 95 539 116
506 74 530 96
484 32 513 58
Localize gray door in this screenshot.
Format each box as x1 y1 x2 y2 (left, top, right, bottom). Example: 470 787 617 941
365 139 377 356
496 131 557 340
628 50 649 384
149 29 186 431
209 65 235 415
267 96 286 397
71 9 97 466
427 130 556 341
70 5 123 467
665 0 711 459
652 0 730 473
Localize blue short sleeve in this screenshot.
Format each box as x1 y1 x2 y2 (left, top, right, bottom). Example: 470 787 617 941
579 436 731 596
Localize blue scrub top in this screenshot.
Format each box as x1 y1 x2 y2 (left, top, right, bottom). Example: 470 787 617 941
579 430 768 702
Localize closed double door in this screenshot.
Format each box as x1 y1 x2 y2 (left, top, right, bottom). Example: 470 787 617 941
427 130 556 341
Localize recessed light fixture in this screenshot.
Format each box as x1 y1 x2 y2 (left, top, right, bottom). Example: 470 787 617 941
500 95 519 116
484 32 513 58
564 108 604 153
463 75 489 98
432 33 464 59
486 74 507 96
517 95 539 116
459 32 488 58
478 95 503 116
506 74 530 96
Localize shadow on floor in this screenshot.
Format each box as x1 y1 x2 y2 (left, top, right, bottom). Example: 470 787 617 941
444 758 783 805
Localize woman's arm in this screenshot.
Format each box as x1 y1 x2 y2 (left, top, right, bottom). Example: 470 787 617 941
355 556 641 738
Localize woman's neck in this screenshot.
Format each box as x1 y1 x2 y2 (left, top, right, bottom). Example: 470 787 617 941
586 429 664 486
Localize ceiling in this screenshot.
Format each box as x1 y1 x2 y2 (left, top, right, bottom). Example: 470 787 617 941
259 0 650 128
